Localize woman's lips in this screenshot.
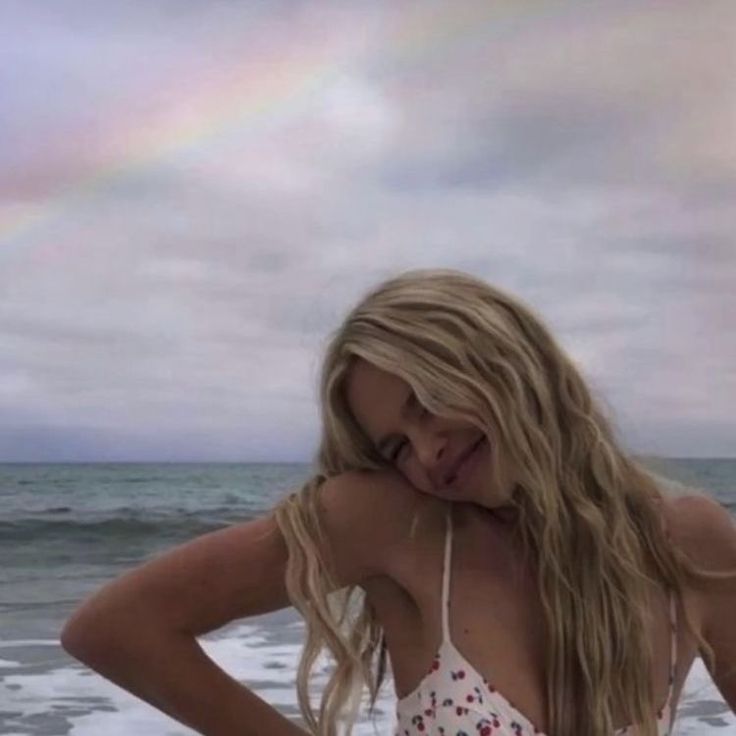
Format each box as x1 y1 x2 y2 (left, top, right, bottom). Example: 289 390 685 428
447 435 486 486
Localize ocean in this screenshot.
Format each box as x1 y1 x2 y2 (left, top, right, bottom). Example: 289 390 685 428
1 459 734 735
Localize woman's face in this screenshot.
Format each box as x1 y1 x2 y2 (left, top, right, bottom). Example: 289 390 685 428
345 358 515 509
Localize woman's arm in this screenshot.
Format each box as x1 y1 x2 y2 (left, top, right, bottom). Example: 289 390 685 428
682 494 736 711
701 497 736 711
61 513 306 735
61 472 405 736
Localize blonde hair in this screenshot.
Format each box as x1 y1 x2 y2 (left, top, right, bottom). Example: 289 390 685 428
274 269 732 736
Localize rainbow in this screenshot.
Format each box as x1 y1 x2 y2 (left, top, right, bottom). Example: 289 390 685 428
1 2 533 251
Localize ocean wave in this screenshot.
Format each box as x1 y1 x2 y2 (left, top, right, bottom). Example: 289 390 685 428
0 513 254 545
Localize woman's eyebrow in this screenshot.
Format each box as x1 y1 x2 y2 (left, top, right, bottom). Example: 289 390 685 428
375 390 416 456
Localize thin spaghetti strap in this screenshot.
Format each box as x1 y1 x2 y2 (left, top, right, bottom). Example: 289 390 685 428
667 589 677 693
441 505 453 642
662 589 678 735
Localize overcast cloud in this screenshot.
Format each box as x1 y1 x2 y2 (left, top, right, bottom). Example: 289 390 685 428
1 0 734 461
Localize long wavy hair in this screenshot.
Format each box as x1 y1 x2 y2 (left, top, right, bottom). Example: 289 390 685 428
273 269 731 736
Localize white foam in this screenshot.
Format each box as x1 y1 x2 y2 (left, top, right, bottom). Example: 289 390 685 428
0 638 59 648
1 627 733 735
672 658 736 735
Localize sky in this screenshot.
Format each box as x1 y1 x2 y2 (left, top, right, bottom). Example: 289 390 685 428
0 0 734 462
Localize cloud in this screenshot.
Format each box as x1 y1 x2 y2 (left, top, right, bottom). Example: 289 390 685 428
0 0 734 460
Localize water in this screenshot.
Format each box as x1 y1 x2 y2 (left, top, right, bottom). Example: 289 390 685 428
1 460 734 735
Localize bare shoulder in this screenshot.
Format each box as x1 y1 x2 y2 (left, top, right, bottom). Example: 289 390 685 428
316 470 445 588
61 472 436 652
665 490 736 707
661 491 736 575
661 490 736 627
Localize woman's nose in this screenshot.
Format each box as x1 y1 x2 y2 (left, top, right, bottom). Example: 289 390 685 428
413 430 446 471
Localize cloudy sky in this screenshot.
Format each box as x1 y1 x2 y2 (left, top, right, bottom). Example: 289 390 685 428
1 1 734 462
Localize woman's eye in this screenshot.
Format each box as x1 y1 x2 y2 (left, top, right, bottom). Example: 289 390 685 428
391 440 408 462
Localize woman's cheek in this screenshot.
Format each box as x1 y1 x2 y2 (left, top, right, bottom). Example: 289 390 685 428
405 464 431 494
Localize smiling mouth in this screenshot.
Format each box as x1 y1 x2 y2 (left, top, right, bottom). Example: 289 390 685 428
446 435 486 485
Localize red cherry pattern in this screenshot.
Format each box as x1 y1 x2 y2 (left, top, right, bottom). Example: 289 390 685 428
396 645 673 735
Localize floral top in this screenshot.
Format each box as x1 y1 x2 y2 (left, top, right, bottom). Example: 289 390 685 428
395 509 678 736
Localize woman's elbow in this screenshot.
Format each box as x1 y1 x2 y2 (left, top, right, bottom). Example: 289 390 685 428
60 588 144 667
61 602 110 665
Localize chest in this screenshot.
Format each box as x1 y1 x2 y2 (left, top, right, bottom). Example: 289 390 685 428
366 512 689 735
371 518 549 718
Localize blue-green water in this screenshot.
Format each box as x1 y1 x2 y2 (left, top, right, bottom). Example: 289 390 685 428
0 463 310 643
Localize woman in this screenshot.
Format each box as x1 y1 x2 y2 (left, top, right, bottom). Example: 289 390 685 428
62 269 736 736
